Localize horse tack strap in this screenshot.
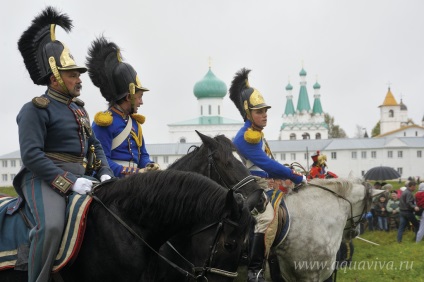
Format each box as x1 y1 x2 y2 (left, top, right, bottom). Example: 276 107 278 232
89 194 199 280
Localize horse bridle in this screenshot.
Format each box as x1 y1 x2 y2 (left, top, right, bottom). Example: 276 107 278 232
90 175 253 281
307 182 370 239
206 148 257 194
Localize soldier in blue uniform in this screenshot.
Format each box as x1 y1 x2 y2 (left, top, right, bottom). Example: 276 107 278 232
14 7 114 282
87 37 159 177
229 68 307 282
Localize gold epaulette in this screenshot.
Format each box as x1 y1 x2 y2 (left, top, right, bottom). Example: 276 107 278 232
73 98 85 106
32 97 50 108
94 111 113 126
131 114 145 124
244 127 263 144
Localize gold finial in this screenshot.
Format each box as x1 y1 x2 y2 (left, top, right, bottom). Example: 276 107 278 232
208 56 212 69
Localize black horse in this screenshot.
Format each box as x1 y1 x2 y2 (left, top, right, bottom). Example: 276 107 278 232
0 170 253 282
144 131 263 281
168 131 263 211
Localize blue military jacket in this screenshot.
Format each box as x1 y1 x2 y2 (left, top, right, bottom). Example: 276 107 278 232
92 107 153 177
13 88 113 196
233 120 303 184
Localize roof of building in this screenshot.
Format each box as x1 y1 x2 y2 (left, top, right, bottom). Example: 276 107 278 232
285 82 293 91
284 97 295 115
313 81 321 89
296 85 311 112
312 96 323 114
299 68 307 76
193 68 227 99
375 124 424 138
0 150 20 159
380 87 398 107
168 116 243 126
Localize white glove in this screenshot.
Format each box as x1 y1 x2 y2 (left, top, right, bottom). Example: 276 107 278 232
100 175 112 182
302 175 308 184
145 162 160 171
72 178 93 194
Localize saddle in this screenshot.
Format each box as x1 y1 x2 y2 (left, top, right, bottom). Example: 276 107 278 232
0 193 92 272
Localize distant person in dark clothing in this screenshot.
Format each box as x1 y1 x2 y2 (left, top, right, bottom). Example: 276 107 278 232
397 181 420 242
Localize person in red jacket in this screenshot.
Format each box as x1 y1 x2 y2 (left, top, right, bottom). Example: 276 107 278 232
415 183 424 242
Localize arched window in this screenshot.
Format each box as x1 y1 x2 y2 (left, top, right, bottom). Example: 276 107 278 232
316 133 321 139
290 133 296 140
302 133 310 140
200 106 203 116
208 105 212 115
389 110 394 117
179 137 186 143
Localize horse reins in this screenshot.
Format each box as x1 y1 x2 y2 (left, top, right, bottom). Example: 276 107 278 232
89 178 249 281
306 182 369 239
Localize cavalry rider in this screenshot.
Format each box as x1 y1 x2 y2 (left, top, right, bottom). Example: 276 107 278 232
14 7 114 282
229 68 307 282
87 36 160 177
308 150 337 179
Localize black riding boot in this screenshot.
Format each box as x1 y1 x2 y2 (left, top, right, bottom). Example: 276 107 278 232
247 233 266 282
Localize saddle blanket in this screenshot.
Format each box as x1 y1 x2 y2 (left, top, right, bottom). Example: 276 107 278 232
265 189 290 248
0 193 92 272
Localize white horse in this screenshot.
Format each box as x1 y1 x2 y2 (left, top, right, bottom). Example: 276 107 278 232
271 177 382 282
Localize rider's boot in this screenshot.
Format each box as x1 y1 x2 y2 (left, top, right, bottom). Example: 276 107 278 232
247 233 266 282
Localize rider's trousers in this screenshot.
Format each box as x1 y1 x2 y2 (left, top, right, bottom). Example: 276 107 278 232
21 172 66 282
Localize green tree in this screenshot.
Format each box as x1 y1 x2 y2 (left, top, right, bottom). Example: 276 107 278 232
371 121 380 137
324 113 347 138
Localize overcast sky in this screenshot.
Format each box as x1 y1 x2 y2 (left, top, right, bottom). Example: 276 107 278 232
1 0 423 156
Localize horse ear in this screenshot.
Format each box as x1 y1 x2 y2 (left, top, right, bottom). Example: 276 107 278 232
196 130 219 150
223 190 238 218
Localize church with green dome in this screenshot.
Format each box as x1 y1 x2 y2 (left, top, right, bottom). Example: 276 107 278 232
280 66 329 140
168 66 242 143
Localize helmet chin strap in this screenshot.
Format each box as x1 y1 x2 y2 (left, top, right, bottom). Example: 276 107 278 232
49 57 69 94
129 83 136 115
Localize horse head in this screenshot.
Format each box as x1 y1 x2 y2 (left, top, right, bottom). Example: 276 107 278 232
168 130 263 211
184 190 252 281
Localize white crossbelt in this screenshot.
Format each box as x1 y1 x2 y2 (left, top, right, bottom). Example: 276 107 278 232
111 115 133 150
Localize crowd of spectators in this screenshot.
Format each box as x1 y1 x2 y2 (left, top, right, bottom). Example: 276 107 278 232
365 178 424 243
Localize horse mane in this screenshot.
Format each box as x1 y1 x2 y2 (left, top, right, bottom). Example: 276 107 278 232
94 170 249 229
168 134 236 171
307 178 357 198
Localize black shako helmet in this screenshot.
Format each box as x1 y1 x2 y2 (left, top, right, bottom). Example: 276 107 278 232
18 6 87 92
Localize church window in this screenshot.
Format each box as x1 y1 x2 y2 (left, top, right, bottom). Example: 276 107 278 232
389 110 394 117
316 133 321 139
290 133 296 140
351 152 357 159
302 133 310 140
180 137 186 143
331 152 337 159
290 153 296 160
361 151 367 159
398 151 403 158
371 151 377 158
418 150 422 158
387 151 393 158
201 106 203 115
218 105 221 115
208 105 212 115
